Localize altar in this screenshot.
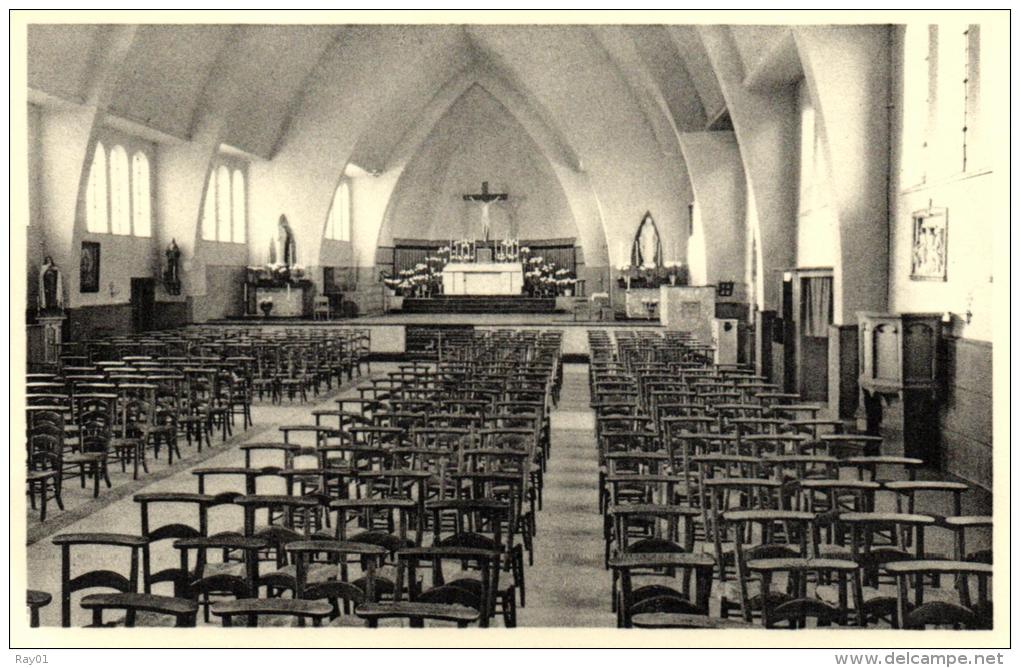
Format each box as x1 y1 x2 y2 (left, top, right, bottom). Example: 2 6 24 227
255 284 310 317
442 262 523 295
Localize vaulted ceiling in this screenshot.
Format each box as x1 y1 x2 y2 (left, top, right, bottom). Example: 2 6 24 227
26 23 802 271
27 23 728 163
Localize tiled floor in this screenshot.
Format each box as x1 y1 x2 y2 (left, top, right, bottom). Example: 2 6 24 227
24 363 991 628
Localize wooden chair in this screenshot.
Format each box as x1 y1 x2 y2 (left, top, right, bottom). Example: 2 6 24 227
607 552 715 628
63 397 115 498
27 433 64 521
943 515 992 564
426 498 521 625
367 546 501 628
51 533 149 627
313 296 331 320
134 493 220 594
287 539 387 622
835 511 937 627
722 509 815 621
605 504 701 616
174 534 266 623
236 494 324 597
332 498 418 601
746 557 864 628
886 560 993 629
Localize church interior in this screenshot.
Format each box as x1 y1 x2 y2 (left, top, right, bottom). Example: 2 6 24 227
18 19 1005 632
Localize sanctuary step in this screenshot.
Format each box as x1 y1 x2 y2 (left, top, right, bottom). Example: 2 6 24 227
401 296 558 314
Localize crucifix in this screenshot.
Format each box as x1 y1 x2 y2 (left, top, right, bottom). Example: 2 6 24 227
463 181 508 242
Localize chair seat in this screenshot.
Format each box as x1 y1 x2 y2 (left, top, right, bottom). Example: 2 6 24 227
815 583 960 606
199 561 248 579
351 573 396 598
350 531 413 554
65 453 105 465
263 562 337 584
720 578 761 602
719 579 794 612
327 613 375 627
27 469 60 482
817 545 854 559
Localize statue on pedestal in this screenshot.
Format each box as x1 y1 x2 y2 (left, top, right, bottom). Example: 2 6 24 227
164 239 182 295
278 215 297 268
38 256 64 314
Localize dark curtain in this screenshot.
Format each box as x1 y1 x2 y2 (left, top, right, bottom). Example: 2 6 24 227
533 246 576 273
803 276 833 338
393 246 436 275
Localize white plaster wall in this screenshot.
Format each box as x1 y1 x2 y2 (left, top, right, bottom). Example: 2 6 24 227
468 26 691 270
378 86 577 244
885 23 1005 344
678 131 747 299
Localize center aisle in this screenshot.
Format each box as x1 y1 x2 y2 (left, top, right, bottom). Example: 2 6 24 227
519 363 615 627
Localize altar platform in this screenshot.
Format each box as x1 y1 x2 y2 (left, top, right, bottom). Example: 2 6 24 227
402 295 555 314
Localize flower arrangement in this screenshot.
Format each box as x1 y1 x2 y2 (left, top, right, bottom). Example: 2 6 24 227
383 255 447 297
616 261 688 289
246 262 310 287
664 261 688 286
524 258 575 297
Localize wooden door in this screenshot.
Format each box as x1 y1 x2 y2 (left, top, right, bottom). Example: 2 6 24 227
130 278 155 333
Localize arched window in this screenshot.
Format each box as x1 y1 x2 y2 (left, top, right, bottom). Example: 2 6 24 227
202 159 248 243
131 152 151 237
326 180 350 241
231 169 246 243
201 171 216 241
85 142 108 233
216 165 231 243
901 24 931 184
936 25 968 176
109 145 131 235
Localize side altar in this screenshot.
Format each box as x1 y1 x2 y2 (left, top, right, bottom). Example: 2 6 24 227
253 283 311 317
243 265 313 317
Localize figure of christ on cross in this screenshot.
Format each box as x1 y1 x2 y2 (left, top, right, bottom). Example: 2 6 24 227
463 181 508 242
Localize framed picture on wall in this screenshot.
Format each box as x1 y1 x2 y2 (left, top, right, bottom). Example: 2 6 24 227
910 207 948 281
80 241 100 293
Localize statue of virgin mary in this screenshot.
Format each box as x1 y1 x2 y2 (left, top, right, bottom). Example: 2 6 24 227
277 215 297 267
631 212 662 269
